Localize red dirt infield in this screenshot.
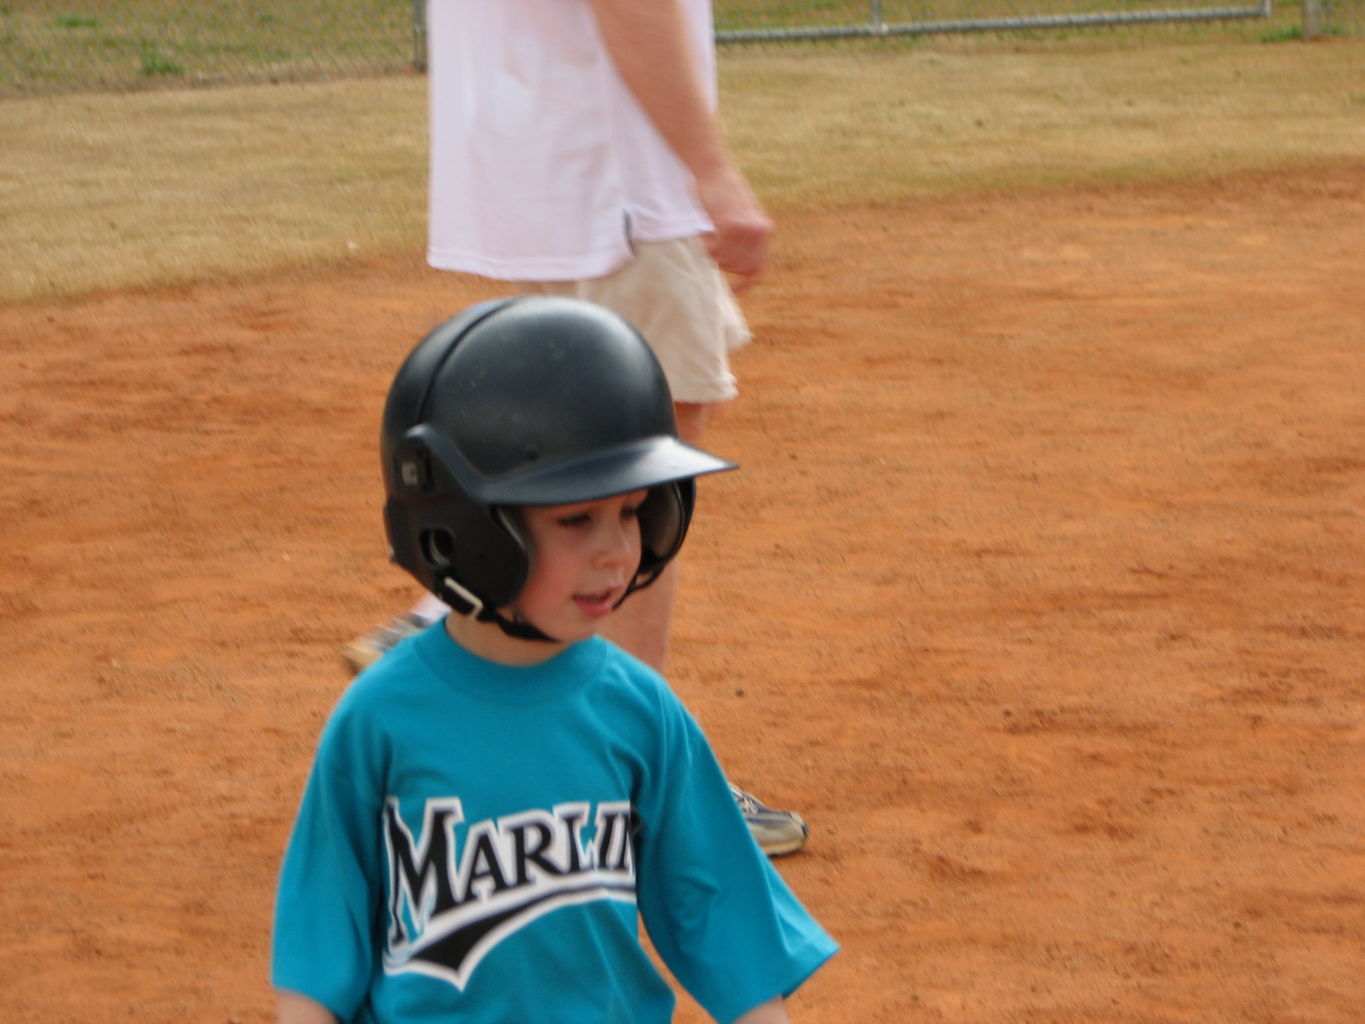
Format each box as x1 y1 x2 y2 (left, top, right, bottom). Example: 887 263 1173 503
2 165 1362 1023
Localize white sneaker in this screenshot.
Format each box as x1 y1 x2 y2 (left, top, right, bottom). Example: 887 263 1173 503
730 783 809 857
341 613 428 675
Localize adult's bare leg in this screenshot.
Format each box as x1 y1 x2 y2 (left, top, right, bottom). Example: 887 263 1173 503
600 401 713 671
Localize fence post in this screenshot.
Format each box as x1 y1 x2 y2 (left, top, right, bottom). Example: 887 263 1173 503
412 0 428 71
1302 0 1324 36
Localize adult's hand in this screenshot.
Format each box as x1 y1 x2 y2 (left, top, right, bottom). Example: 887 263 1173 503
696 164 774 291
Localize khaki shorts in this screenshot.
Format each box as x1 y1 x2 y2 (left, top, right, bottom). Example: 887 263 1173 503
517 236 750 404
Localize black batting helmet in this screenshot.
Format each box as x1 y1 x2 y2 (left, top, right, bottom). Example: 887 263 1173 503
381 296 735 634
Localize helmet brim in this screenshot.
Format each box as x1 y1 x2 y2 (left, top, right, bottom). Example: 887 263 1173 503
477 437 735 507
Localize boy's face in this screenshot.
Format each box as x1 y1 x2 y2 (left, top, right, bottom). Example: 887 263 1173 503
511 490 647 644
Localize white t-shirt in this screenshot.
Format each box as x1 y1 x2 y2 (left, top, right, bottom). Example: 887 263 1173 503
426 0 717 281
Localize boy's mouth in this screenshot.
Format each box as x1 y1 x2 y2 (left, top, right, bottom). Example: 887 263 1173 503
573 587 620 618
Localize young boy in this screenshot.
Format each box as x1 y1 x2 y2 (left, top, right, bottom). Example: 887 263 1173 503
272 297 836 1023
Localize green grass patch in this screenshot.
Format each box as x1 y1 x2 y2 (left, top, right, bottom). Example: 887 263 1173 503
137 39 183 77
1 0 420 94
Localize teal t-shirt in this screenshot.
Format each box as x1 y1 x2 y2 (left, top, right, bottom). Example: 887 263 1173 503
273 623 836 1023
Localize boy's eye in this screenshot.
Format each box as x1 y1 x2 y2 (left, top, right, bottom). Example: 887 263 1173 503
552 493 645 528
622 491 648 518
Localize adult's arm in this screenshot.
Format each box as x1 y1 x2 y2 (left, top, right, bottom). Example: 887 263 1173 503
586 0 773 289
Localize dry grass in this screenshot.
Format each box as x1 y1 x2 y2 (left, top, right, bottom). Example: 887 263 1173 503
727 40 1365 206
2 39 1363 304
2 76 428 302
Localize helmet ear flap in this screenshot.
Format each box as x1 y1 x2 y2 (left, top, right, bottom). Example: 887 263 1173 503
431 510 526 614
635 480 694 587
493 507 533 571
385 428 531 612
419 525 459 572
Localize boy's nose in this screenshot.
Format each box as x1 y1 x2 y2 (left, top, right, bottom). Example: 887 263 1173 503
595 520 636 567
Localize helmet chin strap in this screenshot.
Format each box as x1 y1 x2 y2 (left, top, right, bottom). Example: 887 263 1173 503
437 575 558 643
483 607 557 643
439 560 660 646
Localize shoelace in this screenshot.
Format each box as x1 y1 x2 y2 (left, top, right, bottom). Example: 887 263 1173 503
729 786 762 815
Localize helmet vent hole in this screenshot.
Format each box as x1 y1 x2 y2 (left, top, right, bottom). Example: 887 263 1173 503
420 527 456 569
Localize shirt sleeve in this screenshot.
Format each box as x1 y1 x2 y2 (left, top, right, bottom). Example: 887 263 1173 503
632 691 838 1024
271 690 388 1019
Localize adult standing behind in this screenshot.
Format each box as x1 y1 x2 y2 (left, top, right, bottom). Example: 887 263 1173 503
344 0 808 856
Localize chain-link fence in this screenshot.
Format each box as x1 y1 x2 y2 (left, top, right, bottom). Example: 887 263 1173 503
2 0 1360 97
717 0 1272 40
